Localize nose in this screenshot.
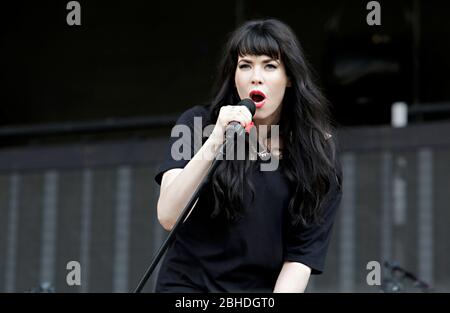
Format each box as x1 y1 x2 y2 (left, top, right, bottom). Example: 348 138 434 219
251 68 264 85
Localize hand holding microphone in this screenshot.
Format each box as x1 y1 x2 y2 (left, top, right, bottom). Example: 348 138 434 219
210 99 256 144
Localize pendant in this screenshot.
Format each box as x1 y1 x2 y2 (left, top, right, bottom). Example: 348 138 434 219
258 150 271 159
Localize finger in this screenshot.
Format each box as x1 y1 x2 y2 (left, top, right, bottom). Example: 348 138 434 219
240 107 253 122
239 108 253 122
226 111 245 127
236 111 251 126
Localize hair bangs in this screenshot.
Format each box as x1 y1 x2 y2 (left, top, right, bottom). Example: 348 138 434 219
236 30 281 61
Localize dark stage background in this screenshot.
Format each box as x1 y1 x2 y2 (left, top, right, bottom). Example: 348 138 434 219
0 0 449 292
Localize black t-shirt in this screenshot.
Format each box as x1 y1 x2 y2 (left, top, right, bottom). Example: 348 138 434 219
154 105 342 293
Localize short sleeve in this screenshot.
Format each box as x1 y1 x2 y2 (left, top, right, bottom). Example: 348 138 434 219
284 177 342 274
154 105 211 185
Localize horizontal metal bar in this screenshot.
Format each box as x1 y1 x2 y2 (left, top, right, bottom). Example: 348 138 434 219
1 102 450 138
0 138 168 172
408 102 450 115
338 120 450 151
0 115 179 138
1 121 450 172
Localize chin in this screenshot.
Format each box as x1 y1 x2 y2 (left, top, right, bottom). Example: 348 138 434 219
255 108 282 126
253 112 265 120
253 113 270 123
255 108 271 118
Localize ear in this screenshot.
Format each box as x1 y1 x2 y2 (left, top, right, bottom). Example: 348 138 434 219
286 77 292 87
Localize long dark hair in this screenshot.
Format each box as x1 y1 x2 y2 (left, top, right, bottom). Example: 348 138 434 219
208 18 342 227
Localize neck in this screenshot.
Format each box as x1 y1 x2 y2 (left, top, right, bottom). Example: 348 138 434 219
254 116 280 142
253 108 282 139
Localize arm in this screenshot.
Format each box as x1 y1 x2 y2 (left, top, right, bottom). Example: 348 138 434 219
273 261 312 293
157 105 253 231
157 135 223 231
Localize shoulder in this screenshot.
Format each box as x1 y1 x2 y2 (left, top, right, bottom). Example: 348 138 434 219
175 104 211 126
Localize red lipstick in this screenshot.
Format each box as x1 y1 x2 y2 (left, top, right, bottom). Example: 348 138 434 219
249 90 267 108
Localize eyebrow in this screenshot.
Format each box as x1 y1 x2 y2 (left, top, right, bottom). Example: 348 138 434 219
238 58 280 64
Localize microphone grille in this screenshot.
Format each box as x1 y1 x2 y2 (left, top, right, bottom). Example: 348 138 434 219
237 98 256 116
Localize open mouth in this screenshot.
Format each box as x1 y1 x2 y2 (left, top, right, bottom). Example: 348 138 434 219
249 90 267 105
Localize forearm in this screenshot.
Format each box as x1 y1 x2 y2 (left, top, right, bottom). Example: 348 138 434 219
157 135 223 230
273 261 311 293
158 105 254 230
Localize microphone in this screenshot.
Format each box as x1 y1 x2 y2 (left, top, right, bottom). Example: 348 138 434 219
237 98 257 116
226 98 256 137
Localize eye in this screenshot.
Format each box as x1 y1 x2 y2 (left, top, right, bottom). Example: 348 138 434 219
238 64 250 69
265 64 277 70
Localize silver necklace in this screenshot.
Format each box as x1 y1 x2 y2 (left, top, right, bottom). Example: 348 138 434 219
257 149 271 159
